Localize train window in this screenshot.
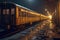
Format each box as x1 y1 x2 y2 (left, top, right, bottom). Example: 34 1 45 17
19 12 22 16
3 9 6 14
27 13 30 17
3 9 9 15
18 8 21 16
23 12 26 17
11 8 15 15
6 9 9 14
27 13 35 17
21 12 26 17
27 13 32 17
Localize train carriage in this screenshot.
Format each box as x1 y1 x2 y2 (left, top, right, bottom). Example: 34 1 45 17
0 2 48 34
0 2 16 30
0 2 49 38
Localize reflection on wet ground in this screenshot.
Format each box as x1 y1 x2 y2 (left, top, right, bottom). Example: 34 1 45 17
20 20 57 40
1 20 60 40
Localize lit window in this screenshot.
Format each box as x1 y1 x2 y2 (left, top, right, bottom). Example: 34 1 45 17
19 11 22 16
11 8 15 15
3 9 6 14
6 9 9 14
23 12 26 17
21 9 25 12
3 9 9 14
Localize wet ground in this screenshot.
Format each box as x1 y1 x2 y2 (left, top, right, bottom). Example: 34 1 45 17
0 20 60 40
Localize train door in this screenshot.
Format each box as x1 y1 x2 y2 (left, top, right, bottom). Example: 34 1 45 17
10 8 16 27
1 9 11 30
5 8 16 31
0 3 16 31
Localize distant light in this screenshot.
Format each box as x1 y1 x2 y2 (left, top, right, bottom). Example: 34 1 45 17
45 9 47 11
55 9 56 13
48 15 52 20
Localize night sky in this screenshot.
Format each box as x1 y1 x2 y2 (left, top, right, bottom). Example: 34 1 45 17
0 0 57 14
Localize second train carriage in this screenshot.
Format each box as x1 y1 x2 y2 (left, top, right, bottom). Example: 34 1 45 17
0 2 48 31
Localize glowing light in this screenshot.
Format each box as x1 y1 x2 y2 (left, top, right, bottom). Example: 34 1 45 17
45 8 47 11
48 15 52 20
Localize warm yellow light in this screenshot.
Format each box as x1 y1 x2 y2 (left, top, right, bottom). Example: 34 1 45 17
48 15 52 19
21 9 26 12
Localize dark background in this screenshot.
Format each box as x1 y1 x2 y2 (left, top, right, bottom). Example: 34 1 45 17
0 0 57 14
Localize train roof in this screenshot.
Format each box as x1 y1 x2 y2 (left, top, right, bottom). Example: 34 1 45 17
15 4 34 12
0 2 34 12
15 3 46 16
14 3 42 16
15 3 42 15
0 2 45 16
